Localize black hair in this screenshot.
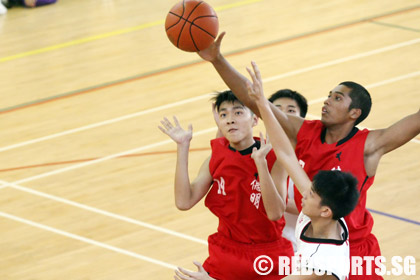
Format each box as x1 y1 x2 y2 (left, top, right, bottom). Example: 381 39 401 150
339 81 372 126
312 170 359 220
212 90 244 112
268 89 308 118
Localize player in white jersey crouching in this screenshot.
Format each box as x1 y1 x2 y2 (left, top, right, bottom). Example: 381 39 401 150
247 62 359 280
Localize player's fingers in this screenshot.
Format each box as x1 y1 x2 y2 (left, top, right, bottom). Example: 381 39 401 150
161 117 173 128
173 116 181 127
251 61 262 82
259 131 265 144
193 261 205 272
246 67 257 84
174 269 190 280
215 31 226 45
178 266 196 277
266 133 271 144
158 126 168 135
160 119 171 129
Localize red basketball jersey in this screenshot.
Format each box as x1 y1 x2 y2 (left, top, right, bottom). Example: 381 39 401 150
205 137 286 244
294 120 375 242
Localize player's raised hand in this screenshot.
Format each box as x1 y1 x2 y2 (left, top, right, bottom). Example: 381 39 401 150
198 32 226 62
246 61 268 106
174 261 216 280
251 132 272 162
158 116 192 145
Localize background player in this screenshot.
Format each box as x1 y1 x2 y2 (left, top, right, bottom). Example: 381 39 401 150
269 89 308 251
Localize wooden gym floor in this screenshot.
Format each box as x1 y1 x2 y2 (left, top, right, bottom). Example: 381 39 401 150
0 0 419 279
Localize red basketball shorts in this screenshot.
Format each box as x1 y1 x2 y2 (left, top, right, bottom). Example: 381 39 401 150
203 233 294 280
349 233 384 280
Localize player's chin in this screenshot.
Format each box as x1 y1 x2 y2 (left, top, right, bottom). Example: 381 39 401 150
320 116 330 126
301 204 309 216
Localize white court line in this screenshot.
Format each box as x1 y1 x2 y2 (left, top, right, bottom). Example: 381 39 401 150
12 127 216 185
0 94 212 153
263 38 420 82
0 179 207 245
1 38 419 153
0 211 177 270
0 128 215 246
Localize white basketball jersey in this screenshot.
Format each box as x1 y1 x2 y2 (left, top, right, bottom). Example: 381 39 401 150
294 212 350 280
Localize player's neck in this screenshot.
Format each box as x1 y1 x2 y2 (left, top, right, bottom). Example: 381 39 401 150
229 136 255 151
308 218 341 240
324 122 355 144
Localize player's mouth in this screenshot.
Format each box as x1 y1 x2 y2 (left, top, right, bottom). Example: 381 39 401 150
228 128 238 133
321 107 328 114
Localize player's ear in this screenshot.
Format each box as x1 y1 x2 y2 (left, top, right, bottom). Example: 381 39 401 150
320 206 333 219
252 113 258 127
349 108 361 122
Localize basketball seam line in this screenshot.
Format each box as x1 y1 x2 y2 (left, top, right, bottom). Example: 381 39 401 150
177 1 204 50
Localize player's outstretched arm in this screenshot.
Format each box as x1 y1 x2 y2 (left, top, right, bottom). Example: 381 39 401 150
364 109 420 177
198 34 303 141
246 62 312 195
251 132 287 221
159 116 213 210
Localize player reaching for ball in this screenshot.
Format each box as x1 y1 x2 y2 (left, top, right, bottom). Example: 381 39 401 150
173 83 359 280
246 62 359 280
159 90 294 280
197 32 420 279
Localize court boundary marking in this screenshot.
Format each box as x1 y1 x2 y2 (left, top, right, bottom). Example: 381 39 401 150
0 177 208 245
0 211 178 270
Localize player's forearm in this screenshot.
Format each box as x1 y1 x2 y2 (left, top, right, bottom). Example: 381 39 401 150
256 100 311 194
174 144 194 210
258 101 296 159
254 160 286 220
211 55 261 117
383 109 420 154
286 200 299 215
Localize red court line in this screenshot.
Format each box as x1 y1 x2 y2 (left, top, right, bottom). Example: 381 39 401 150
1 5 419 116
0 147 211 173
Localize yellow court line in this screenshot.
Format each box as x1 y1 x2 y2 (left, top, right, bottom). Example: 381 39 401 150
0 0 262 64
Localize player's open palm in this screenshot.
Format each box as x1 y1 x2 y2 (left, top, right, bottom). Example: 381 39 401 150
159 116 192 145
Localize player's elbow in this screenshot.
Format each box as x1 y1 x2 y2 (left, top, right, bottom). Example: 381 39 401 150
267 211 284 221
266 203 286 221
175 200 193 211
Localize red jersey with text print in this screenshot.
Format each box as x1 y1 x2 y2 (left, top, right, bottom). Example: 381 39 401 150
205 137 287 243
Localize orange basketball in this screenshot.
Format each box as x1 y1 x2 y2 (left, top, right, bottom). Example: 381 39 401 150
165 0 219 52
